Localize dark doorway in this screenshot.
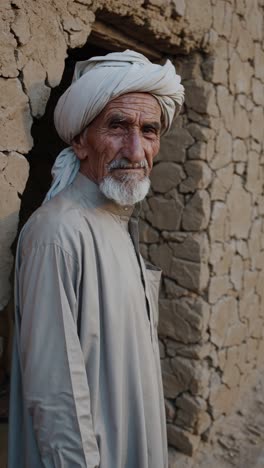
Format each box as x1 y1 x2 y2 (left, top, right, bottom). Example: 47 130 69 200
19 44 111 230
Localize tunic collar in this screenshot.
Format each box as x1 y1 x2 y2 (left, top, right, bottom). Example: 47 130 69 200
73 172 138 219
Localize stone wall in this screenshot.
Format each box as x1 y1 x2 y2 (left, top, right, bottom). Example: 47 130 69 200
0 0 263 458
139 1 264 454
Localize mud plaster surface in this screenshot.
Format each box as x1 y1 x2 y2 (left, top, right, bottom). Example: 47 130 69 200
169 368 264 468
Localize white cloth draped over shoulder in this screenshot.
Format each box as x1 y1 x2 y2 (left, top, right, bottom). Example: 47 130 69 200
44 49 184 202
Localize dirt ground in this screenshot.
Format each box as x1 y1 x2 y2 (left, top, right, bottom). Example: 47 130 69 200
1 370 264 468
169 369 264 468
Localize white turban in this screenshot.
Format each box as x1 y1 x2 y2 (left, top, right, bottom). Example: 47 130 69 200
44 49 184 202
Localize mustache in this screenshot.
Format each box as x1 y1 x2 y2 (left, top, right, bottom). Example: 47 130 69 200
107 158 148 171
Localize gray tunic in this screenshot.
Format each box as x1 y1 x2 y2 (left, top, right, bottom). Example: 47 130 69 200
8 173 168 468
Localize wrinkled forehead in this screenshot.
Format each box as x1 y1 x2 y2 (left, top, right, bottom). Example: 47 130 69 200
99 92 162 122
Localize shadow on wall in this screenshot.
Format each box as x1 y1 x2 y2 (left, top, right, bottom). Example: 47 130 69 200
18 44 110 232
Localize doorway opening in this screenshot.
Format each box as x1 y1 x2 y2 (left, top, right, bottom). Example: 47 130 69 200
19 43 111 229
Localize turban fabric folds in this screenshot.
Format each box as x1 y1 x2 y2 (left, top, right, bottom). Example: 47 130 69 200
44 49 184 202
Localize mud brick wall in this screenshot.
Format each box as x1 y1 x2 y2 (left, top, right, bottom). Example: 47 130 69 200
0 0 263 456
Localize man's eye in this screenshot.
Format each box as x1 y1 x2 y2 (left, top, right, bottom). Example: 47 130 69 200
143 126 157 135
110 121 123 129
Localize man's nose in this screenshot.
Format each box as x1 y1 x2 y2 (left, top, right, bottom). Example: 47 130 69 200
124 131 145 162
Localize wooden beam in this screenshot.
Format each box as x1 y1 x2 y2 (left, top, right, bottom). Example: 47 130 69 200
89 21 162 61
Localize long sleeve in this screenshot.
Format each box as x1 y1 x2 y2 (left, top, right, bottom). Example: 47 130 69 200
18 242 100 468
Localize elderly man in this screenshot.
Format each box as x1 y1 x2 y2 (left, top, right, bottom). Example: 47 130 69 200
8 50 184 468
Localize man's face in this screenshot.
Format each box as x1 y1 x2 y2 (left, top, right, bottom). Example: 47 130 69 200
72 92 161 193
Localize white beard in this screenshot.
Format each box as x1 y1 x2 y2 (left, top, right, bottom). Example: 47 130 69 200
99 173 150 206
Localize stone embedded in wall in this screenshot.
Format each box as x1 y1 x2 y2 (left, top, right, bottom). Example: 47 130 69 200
209 380 236 420
150 162 185 193
169 356 200 395
162 359 180 399
213 243 235 276
166 340 211 360
171 0 186 17
11 7 31 46
187 142 206 160
174 53 203 81
222 347 240 388
196 410 211 435
230 11 242 45
216 85 234 129
188 140 215 162
232 101 250 139
248 218 262 270
211 164 233 201
251 106 264 143
0 151 29 309
246 0 263 41
182 190 210 231
213 0 232 38
157 125 194 163
61 9 95 49
247 337 259 363
2 151 30 194
0 78 33 153
252 78 264 106
139 220 160 244
184 79 218 116
170 257 209 292
235 237 246 257
201 50 228 87
179 161 212 193
149 243 172 275
237 26 254 62
254 43 264 82
229 51 253 95
232 139 247 162
208 276 232 305
250 317 263 340
235 162 245 176
210 127 232 170
167 424 200 455
147 195 184 230
210 296 237 347
187 123 215 144
164 278 188 299
224 321 248 348
209 202 229 243
0 29 18 78
175 393 208 431
158 297 209 343
185 0 212 44
22 59 51 118
227 175 252 239
244 270 258 296
170 232 209 263
230 254 243 290
209 242 224 267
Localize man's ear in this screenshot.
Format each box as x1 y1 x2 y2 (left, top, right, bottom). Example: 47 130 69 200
72 130 88 161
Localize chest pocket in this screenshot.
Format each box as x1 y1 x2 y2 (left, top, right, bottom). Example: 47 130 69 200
144 262 162 329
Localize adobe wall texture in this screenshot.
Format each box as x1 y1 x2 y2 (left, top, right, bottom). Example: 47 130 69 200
0 0 264 458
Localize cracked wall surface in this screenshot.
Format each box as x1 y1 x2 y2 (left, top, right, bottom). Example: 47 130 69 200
0 0 264 459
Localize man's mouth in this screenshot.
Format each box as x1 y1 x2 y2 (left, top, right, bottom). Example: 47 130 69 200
107 159 148 172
